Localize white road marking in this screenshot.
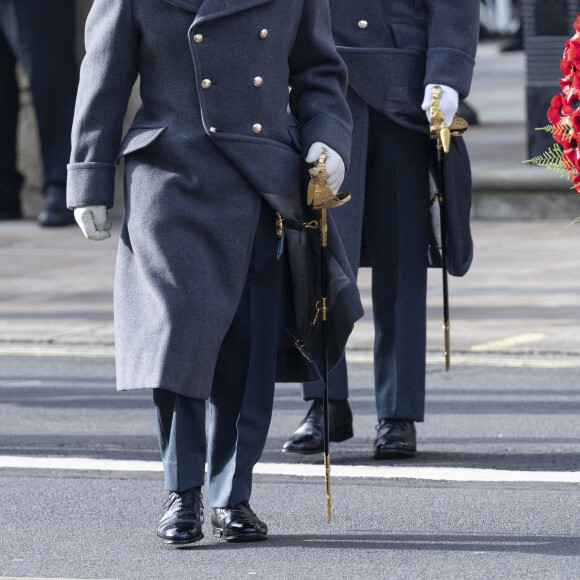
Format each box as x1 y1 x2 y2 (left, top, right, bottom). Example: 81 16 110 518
1 455 580 484
470 333 547 352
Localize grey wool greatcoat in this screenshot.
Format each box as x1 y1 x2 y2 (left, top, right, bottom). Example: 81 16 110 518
67 0 357 399
327 0 479 271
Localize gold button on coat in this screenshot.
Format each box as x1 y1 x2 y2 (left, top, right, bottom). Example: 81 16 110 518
253 76 263 87
193 34 203 43
252 123 263 134
260 29 268 39
201 79 212 89
358 20 368 29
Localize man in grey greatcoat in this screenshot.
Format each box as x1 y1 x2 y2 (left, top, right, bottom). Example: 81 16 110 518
282 0 479 459
67 0 355 546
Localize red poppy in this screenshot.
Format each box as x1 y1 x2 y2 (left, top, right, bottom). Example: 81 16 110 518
561 55 573 77
552 120 574 147
571 171 580 193
564 87 580 117
562 144 580 172
560 76 572 95
548 94 566 125
574 13 580 34
567 36 580 62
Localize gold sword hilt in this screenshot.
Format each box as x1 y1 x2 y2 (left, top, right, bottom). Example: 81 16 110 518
429 86 451 154
430 86 470 153
307 152 351 210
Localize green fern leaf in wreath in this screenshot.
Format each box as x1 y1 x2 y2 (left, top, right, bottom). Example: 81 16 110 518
534 122 573 142
523 144 569 176
535 124 558 133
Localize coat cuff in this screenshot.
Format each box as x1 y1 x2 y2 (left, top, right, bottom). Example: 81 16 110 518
300 115 352 172
424 48 476 100
66 162 116 209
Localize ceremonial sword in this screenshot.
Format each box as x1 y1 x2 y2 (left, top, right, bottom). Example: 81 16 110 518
429 86 468 371
307 152 350 522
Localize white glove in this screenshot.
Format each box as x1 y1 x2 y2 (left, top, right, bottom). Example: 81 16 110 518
74 205 112 241
421 84 459 126
306 142 345 195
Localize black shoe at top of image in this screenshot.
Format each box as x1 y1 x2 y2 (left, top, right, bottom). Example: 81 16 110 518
373 418 417 460
157 487 204 547
37 191 76 227
281 398 354 455
211 501 268 542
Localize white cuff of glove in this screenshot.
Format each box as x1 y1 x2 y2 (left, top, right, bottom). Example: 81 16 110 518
306 142 345 195
421 84 459 126
74 205 112 241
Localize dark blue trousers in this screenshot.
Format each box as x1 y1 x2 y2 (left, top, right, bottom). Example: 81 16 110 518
302 109 430 422
0 0 77 210
153 200 285 509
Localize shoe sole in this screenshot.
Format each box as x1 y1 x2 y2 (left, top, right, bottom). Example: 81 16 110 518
212 527 268 542
281 427 354 455
373 448 416 460
158 532 204 548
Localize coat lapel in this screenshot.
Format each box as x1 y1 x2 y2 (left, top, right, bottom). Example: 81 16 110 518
194 0 272 24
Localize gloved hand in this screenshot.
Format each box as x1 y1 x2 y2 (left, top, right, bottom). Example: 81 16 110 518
421 84 459 126
73 205 112 241
306 142 345 195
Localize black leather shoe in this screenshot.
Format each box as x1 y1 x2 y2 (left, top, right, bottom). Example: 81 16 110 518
157 488 204 546
211 501 268 542
37 193 75 227
281 398 353 455
373 418 417 459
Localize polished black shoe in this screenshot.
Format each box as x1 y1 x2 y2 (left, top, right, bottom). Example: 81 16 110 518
211 501 268 542
281 398 353 455
157 488 204 546
37 192 75 227
373 418 417 459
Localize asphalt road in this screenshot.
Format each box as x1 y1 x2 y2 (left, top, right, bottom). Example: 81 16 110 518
0 354 579 579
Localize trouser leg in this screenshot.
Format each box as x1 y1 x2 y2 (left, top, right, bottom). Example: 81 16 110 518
207 200 285 509
11 0 77 195
0 20 22 211
300 356 348 400
364 111 429 422
153 388 207 493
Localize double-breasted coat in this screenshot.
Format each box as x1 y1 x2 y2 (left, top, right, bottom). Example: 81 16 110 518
67 0 357 399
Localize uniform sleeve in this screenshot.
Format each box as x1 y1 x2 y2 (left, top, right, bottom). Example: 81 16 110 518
288 0 353 169
424 0 479 99
67 0 139 209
